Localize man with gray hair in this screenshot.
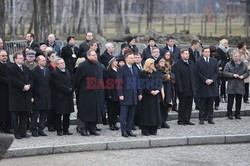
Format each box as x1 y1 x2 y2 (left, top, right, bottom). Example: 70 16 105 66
47 34 61 56
100 42 115 67
51 58 74 136
30 55 51 137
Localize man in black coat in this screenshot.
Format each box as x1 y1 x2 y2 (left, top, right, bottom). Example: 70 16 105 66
117 52 142 137
7 52 33 139
0 50 12 134
61 36 79 73
160 36 180 63
26 33 39 50
100 43 115 67
173 49 196 125
142 38 157 61
30 56 51 137
75 50 105 136
188 39 201 63
196 47 219 125
77 32 100 58
51 58 74 136
127 36 139 54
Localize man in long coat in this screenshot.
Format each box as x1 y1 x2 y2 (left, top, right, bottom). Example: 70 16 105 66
7 52 32 139
75 50 104 136
51 58 74 136
0 50 12 134
196 47 219 125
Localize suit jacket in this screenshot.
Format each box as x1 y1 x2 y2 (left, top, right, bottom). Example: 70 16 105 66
104 68 119 102
142 45 157 61
196 57 219 98
100 50 113 67
31 66 51 110
7 63 33 112
173 59 196 97
117 64 142 105
188 47 200 63
160 44 180 63
28 41 39 50
51 67 74 114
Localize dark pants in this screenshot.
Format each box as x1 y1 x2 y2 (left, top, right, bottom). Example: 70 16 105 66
0 112 12 133
178 96 193 123
30 110 47 132
46 107 56 128
55 113 70 133
141 126 158 135
173 84 178 109
79 120 96 133
11 111 29 137
214 96 220 107
194 95 200 109
106 101 120 125
244 83 249 102
227 94 242 117
120 105 135 134
160 102 169 124
199 97 214 121
220 80 226 97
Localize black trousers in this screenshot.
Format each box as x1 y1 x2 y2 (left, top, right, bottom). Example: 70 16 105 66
178 96 193 123
106 100 120 125
79 120 96 133
244 83 249 102
220 80 226 97
199 97 214 121
0 112 12 133
46 107 56 128
141 126 158 135
227 94 242 117
55 113 70 133
11 111 29 136
160 102 169 124
30 110 47 132
120 105 135 134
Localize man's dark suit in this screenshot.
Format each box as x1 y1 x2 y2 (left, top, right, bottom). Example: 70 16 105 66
77 41 100 58
196 57 219 121
173 59 196 124
188 47 200 63
117 64 141 135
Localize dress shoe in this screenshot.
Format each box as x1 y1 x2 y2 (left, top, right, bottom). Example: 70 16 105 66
195 106 200 110
89 131 100 136
142 132 149 136
57 132 63 136
122 132 129 137
80 130 89 136
63 131 73 135
113 124 119 130
177 121 186 125
208 120 215 124
214 106 219 110
161 123 170 128
199 120 204 125
244 100 249 104
127 132 136 137
95 127 102 131
15 134 22 139
21 134 31 138
32 131 39 137
228 115 233 120
38 131 48 136
132 126 137 130
48 127 55 132
172 107 178 112
109 125 116 131
4 130 14 134
185 122 195 125
235 116 242 119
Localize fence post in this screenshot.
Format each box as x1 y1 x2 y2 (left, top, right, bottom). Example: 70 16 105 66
215 13 217 34
188 15 190 33
201 15 203 34
247 14 249 37
183 15 186 30
225 15 228 36
204 16 207 37
174 16 177 33
161 15 165 33
229 16 232 34
138 15 142 34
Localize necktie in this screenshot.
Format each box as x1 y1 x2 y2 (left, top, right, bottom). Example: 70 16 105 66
130 67 133 75
20 66 23 71
170 47 173 52
206 57 209 63
42 68 46 76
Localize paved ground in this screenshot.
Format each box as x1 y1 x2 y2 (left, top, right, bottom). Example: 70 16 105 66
1 143 250 166
8 116 250 149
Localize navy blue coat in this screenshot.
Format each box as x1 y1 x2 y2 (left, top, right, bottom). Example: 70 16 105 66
160 44 180 63
173 59 196 97
196 57 219 98
117 64 141 105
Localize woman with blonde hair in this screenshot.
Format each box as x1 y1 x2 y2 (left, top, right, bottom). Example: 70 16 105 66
215 39 231 103
139 58 162 136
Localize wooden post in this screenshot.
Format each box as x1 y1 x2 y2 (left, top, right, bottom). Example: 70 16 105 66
188 15 190 33
215 13 217 34
183 15 186 30
201 15 203 34
225 15 228 36
174 16 177 33
161 15 165 33
229 16 232 34
204 16 207 37
247 14 249 37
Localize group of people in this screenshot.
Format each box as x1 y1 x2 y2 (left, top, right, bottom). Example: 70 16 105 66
0 32 249 139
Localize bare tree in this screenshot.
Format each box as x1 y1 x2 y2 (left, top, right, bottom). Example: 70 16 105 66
33 0 52 42
124 0 134 34
146 0 155 30
0 0 5 39
115 0 125 37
